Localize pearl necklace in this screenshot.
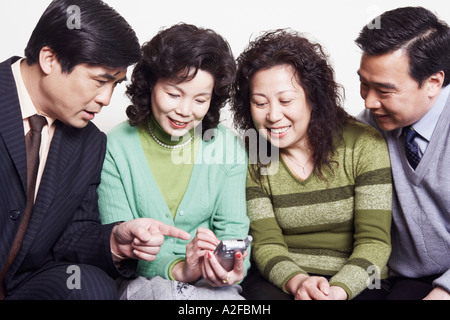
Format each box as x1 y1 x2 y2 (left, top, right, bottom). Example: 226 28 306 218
147 121 194 149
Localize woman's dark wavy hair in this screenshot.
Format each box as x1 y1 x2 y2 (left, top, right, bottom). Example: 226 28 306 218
356 6 450 87
126 23 236 137
231 29 353 182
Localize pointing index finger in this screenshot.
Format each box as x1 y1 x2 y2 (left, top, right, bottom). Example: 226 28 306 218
153 222 191 240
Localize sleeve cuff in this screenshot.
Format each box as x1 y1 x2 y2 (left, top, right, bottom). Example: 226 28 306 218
432 269 450 294
168 258 185 281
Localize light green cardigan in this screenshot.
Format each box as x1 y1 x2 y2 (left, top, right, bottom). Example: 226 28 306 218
98 121 250 279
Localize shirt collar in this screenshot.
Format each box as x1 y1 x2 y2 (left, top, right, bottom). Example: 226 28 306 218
412 84 450 141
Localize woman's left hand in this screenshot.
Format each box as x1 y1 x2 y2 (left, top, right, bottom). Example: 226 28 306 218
202 249 248 286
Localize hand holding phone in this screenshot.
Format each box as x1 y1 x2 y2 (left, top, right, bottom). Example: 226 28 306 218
214 235 252 271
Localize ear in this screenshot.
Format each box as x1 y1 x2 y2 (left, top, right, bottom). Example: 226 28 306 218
425 71 445 98
39 46 58 75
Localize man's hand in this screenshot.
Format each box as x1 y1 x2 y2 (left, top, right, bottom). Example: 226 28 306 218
423 286 450 300
110 218 191 262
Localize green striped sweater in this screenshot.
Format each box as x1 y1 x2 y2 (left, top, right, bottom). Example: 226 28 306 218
246 121 392 299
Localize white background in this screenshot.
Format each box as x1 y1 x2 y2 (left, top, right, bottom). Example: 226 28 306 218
1 0 449 133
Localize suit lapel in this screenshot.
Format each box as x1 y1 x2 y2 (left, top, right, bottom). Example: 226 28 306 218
33 121 83 221
0 57 27 193
9 121 83 273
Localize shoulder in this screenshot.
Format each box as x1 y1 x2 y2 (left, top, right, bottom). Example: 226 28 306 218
339 121 390 170
340 121 391 175
54 121 107 173
342 120 386 147
0 56 21 71
209 123 241 141
107 121 137 138
59 120 106 145
343 119 378 135
101 122 147 172
105 121 139 148
204 124 246 156
0 57 23 96
201 124 247 174
355 108 373 126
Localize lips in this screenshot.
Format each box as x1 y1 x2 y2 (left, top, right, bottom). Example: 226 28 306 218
372 113 391 122
83 110 98 121
268 126 290 137
169 117 189 129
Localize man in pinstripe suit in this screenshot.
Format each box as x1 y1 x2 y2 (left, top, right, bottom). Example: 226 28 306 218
0 0 190 300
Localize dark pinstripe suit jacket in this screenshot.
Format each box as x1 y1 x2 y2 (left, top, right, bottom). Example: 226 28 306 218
0 57 134 295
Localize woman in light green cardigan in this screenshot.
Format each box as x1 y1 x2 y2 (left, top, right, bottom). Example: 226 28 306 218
98 24 250 300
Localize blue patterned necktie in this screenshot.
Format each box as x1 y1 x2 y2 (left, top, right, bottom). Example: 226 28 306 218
403 126 421 170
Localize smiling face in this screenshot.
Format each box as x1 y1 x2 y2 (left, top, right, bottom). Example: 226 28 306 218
151 69 214 137
250 64 311 150
36 48 127 128
358 50 440 131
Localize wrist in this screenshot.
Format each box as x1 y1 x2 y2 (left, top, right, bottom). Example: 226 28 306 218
110 222 127 262
171 260 186 281
285 273 309 295
111 248 128 262
171 260 200 283
169 259 185 281
330 285 348 300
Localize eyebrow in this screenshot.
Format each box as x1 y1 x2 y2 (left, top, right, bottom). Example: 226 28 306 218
99 72 127 83
357 71 397 90
168 83 212 97
251 90 298 97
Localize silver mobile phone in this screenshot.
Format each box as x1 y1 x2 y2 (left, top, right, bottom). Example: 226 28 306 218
214 235 252 271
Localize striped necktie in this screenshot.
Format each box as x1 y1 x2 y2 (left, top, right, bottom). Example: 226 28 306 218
403 126 421 170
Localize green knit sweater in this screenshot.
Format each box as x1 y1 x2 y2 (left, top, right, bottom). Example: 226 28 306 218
247 121 392 299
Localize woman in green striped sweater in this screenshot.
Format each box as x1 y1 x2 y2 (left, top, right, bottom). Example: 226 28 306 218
231 29 392 300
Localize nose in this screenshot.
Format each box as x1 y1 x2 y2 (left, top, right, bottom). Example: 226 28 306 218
266 103 283 123
175 99 192 117
363 89 381 110
95 84 114 107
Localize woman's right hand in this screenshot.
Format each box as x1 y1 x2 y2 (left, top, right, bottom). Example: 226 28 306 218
202 248 248 287
171 227 220 283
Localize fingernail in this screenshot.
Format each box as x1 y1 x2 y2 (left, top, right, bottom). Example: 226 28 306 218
236 252 242 259
208 251 213 259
